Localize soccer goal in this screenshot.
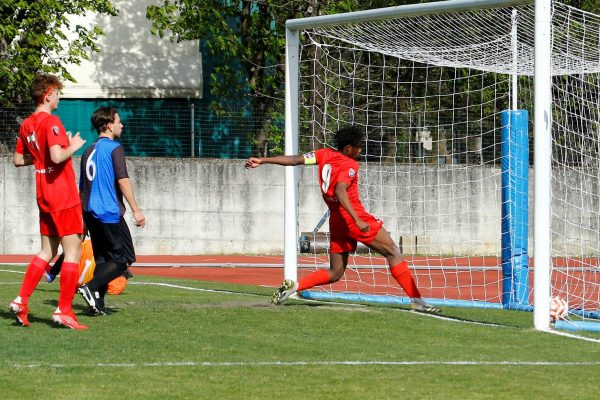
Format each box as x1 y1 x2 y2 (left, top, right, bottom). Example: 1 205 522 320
283 0 600 332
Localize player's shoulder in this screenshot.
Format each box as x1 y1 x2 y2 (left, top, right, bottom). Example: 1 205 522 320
336 152 359 175
331 148 358 165
105 138 121 148
96 137 122 151
109 139 124 153
19 114 36 133
81 141 96 157
314 147 335 160
42 114 65 135
346 155 359 168
43 113 63 127
21 113 36 124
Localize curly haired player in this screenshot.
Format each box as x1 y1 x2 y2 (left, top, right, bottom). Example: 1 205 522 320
245 125 440 313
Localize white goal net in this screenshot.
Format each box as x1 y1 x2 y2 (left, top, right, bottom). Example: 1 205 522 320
286 0 600 330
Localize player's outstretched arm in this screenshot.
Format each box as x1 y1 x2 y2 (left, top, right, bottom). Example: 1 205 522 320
245 155 305 168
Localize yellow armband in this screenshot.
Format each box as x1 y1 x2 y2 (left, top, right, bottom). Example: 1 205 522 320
303 152 317 165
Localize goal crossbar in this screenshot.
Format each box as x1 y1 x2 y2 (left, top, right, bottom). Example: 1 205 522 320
286 0 533 31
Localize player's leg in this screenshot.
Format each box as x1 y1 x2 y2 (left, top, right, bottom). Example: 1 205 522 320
367 227 441 313
52 233 88 329
78 212 103 312
84 261 126 314
296 252 347 289
9 234 58 326
56 233 82 312
86 261 127 293
15 235 57 302
79 216 133 314
271 212 354 305
44 252 64 283
367 227 419 295
270 253 350 305
51 206 87 329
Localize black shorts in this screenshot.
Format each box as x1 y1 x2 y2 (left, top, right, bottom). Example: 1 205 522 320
83 211 136 265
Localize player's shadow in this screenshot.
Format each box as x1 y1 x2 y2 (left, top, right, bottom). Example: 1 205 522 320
42 299 121 317
274 300 521 328
1 308 65 328
390 306 522 328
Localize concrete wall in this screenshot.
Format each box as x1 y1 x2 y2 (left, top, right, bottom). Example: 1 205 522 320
1 156 596 256
0 156 501 255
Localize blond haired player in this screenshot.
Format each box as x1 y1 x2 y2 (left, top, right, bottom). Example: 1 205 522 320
9 74 87 329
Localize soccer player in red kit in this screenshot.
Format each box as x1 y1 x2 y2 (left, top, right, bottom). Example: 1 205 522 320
9 74 88 329
245 126 440 313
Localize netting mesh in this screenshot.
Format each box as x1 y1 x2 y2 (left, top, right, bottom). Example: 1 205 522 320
311 3 600 76
294 1 600 320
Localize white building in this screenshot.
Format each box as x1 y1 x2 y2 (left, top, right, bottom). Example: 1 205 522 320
62 0 202 99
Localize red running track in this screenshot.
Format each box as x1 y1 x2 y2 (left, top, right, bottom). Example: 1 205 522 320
2 254 599 305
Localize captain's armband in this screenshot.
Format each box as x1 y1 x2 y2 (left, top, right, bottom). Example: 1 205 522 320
303 152 317 165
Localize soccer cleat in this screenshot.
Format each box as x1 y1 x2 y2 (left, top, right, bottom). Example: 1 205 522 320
9 300 30 327
271 279 299 305
411 298 441 314
77 284 100 313
52 310 88 330
87 306 112 316
88 297 111 316
43 271 56 283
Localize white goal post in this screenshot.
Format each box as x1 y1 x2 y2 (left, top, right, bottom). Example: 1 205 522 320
283 0 600 332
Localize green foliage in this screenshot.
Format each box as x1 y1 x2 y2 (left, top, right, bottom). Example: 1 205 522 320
0 0 118 106
146 0 420 155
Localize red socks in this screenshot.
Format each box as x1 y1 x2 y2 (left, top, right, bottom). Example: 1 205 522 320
297 270 331 291
390 261 421 298
296 262 421 299
57 262 79 314
17 256 48 304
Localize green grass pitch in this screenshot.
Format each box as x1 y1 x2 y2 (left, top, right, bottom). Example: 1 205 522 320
1 266 600 399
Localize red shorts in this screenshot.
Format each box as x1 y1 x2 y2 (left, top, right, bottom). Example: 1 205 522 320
329 211 384 253
39 204 84 237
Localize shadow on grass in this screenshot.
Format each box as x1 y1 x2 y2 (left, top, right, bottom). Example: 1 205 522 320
279 300 521 328
1 308 66 329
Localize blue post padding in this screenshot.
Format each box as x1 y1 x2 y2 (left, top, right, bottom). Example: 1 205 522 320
565 309 600 320
299 291 504 309
503 302 534 312
501 110 530 307
554 320 600 332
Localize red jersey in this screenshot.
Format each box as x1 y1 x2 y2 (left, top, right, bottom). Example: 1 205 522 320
305 148 369 221
15 112 80 212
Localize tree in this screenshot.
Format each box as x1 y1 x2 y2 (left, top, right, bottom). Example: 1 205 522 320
147 0 411 156
0 0 118 106
0 0 118 154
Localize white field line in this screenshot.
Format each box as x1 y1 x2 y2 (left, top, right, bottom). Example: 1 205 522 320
122 282 600 343
2 269 600 343
8 360 600 369
129 281 264 297
545 329 600 343
0 269 25 274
